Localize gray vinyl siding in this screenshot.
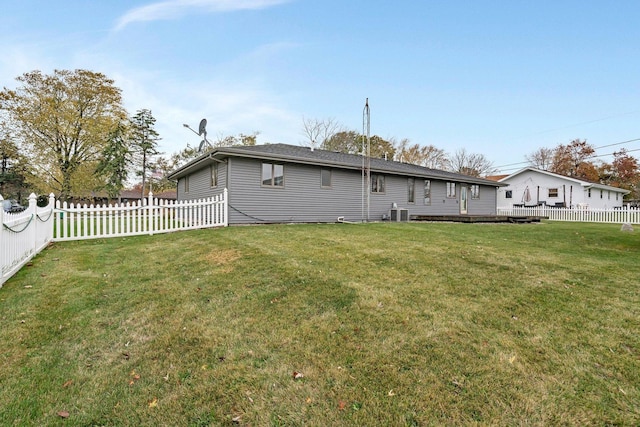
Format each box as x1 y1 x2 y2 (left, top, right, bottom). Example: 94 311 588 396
176 161 227 201
223 158 498 224
468 186 497 215
227 158 363 224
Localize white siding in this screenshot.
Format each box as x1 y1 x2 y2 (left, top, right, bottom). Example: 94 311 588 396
498 170 626 210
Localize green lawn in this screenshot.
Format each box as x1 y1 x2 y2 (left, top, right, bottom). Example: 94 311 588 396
0 221 638 426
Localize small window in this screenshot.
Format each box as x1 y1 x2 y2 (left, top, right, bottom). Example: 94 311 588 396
408 178 415 203
262 163 284 187
505 190 513 199
446 182 456 198
616 192 619 201
548 188 558 198
184 175 189 193
471 185 480 199
210 164 218 187
371 174 385 193
600 190 603 199
424 180 431 205
588 188 591 198
321 168 331 188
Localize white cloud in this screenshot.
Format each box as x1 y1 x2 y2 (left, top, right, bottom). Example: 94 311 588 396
108 67 300 155
113 0 291 31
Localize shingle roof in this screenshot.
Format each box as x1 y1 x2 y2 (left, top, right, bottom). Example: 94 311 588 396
169 143 504 187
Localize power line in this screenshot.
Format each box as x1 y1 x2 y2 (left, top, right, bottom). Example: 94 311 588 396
494 147 640 174
493 137 640 172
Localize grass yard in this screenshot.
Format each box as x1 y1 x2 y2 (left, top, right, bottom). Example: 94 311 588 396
0 221 638 426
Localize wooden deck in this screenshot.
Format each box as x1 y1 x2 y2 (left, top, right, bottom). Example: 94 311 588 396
410 215 546 224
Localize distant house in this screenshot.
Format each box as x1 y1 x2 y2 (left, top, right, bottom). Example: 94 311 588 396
497 167 630 209
167 143 506 224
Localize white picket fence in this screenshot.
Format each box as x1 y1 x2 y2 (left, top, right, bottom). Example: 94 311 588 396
0 194 55 286
0 190 227 286
498 205 640 224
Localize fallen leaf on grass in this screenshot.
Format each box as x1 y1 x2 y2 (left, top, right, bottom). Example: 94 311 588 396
129 370 141 385
148 397 158 408
57 411 69 418
62 380 73 388
338 400 347 410
232 415 242 423
293 371 304 379
24 285 32 289
388 389 396 396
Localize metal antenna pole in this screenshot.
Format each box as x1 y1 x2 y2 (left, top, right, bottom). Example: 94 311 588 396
363 98 371 222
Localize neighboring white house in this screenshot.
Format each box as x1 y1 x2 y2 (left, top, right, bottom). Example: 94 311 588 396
497 167 630 209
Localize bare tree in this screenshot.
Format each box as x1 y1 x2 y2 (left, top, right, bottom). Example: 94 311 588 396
301 117 343 148
448 148 496 177
525 147 554 170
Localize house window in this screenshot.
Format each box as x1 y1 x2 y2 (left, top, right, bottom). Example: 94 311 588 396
371 174 385 193
505 190 512 199
262 163 284 187
424 180 431 205
446 182 456 198
548 188 558 198
184 176 189 193
616 192 619 201
600 190 603 199
210 164 218 187
321 168 331 188
588 188 591 198
471 185 480 199
408 178 415 203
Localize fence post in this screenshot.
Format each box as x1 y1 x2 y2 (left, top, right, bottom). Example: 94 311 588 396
223 188 229 227
28 193 37 260
0 194 4 286
48 193 55 240
148 192 154 236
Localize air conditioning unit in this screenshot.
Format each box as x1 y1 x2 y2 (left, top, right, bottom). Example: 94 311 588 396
390 208 409 222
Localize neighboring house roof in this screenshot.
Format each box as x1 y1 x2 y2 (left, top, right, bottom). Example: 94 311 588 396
499 167 630 194
154 190 177 200
168 143 506 187
485 174 509 182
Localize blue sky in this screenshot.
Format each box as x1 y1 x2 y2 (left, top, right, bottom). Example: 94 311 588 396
2 0 639 172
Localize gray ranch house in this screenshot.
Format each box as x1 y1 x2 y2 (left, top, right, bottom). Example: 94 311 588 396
167 143 505 224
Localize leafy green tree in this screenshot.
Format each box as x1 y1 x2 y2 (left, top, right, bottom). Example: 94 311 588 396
0 69 127 200
130 109 160 198
170 144 201 168
213 131 259 148
322 131 396 159
96 121 132 199
321 130 361 154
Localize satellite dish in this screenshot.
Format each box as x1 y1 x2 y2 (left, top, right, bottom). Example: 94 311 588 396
198 118 207 136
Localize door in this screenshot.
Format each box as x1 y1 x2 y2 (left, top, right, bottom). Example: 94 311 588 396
460 185 468 215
